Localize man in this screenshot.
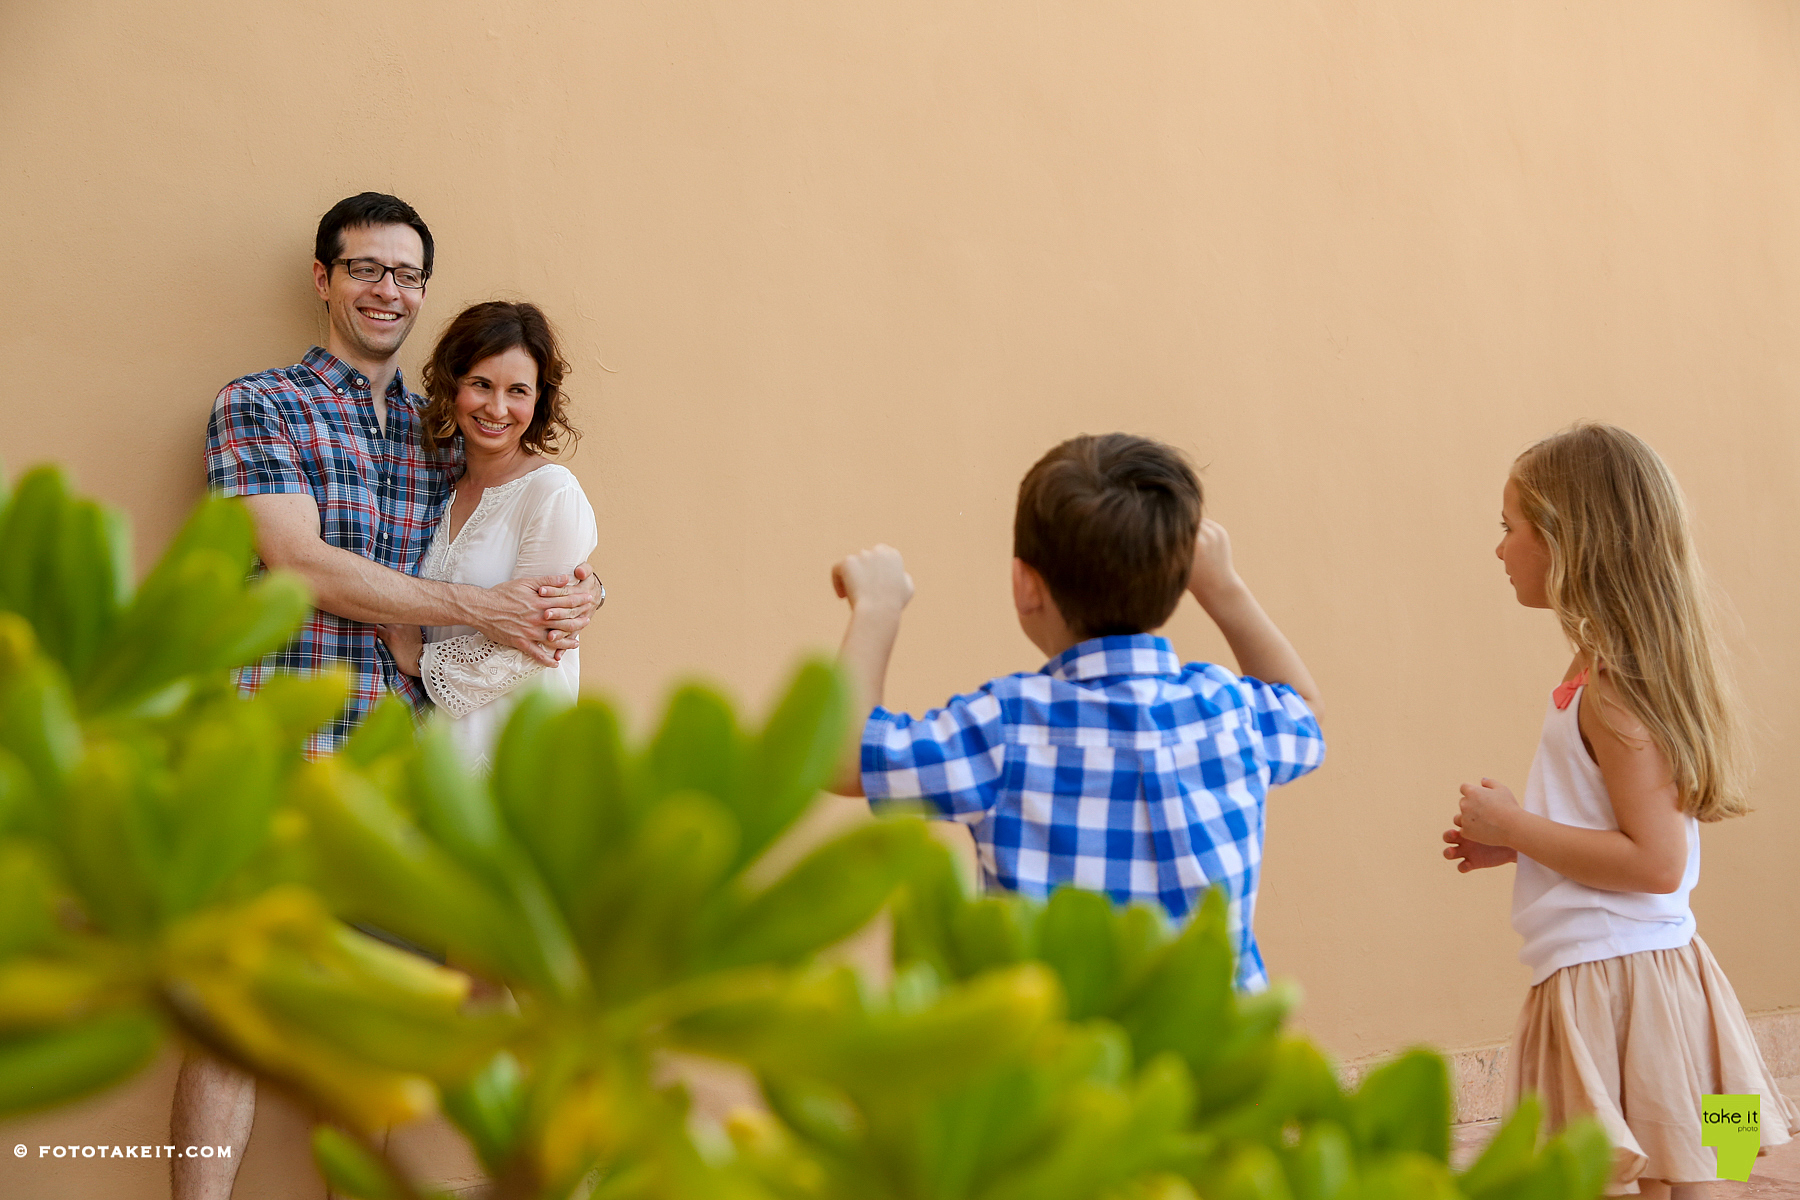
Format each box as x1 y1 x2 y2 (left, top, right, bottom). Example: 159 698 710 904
181 192 601 1199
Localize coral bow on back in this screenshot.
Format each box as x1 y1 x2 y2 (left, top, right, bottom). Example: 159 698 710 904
1552 668 1589 711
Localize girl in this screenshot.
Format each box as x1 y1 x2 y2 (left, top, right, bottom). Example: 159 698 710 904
378 301 599 771
1445 423 1798 1197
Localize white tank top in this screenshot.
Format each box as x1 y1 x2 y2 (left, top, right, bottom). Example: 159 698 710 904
1510 674 1699 985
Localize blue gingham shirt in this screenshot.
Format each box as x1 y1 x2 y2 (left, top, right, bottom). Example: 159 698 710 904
204 347 459 756
862 634 1325 991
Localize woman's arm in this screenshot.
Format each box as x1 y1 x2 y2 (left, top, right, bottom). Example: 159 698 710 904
1455 674 1689 893
509 479 600 591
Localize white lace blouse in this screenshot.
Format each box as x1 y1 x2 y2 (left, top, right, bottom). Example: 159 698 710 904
418 463 597 771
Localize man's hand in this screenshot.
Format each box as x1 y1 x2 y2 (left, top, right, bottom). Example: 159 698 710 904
537 563 605 613
832 545 914 613
538 565 603 654
463 576 586 667
1188 518 1244 607
377 623 423 677
1454 778 1522 849
1442 827 1518 872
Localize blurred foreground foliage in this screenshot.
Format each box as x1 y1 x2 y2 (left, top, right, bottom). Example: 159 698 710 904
0 464 1611 1200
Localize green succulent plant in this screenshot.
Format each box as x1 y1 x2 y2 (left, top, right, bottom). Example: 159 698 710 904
0 463 1612 1200
0 465 505 1136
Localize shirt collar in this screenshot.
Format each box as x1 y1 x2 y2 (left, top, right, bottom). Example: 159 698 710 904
302 346 414 408
1041 634 1182 682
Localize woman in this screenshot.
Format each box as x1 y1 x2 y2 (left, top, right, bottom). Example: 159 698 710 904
379 301 598 770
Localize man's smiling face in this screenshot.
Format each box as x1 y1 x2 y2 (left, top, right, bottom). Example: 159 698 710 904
312 222 426 369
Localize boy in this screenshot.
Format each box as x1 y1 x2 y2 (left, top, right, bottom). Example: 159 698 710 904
830 433 1323 991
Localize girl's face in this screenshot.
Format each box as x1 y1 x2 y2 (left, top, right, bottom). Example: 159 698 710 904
1498 477 1552 608
455 346 539 457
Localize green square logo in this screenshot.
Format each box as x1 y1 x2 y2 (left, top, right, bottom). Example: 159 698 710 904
1702 1094 1761 1181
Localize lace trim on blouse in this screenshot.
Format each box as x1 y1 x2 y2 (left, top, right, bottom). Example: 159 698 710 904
421 634 544 718
418 471 548 717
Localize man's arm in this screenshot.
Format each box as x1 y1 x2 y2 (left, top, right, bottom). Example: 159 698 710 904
1186 518 1321 706
829 545 914 796
245 492 589 667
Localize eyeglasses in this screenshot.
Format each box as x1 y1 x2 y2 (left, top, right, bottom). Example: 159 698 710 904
333 258 429 289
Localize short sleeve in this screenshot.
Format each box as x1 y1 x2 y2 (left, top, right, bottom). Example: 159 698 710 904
1237 676 1325 786
205 381 307 497
860 686 1009 821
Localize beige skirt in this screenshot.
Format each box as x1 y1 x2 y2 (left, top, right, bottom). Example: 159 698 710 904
1507 936 1800 1193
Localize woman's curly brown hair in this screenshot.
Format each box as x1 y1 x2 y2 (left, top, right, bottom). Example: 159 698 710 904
420 300 580 457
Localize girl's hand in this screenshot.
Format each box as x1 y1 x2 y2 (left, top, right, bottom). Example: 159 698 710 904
1442 827 1518 872
1455 777 1521 848
378 623 424 677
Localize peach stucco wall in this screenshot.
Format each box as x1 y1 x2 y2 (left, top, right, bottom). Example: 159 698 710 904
4 2 1798 1195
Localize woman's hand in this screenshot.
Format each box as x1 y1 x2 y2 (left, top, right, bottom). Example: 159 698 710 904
1442 826 1518 872
1455 777 1522 848
378 623 424 677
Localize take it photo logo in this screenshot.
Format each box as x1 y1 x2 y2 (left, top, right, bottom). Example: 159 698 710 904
1703 1094 1761 1182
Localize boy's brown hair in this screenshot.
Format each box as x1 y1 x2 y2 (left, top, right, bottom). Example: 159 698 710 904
1014 434 1203 637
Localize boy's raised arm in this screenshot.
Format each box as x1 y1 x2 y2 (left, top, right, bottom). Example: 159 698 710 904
830 544 915 796
1187 518 1321 708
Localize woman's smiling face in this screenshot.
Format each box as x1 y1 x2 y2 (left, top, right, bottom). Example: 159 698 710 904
454 346 539 456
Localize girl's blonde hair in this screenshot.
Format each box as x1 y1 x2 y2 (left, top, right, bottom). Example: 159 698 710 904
1512 423 1749 821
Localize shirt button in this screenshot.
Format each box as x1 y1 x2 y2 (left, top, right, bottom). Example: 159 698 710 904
355 377 365 386
336 387 344 395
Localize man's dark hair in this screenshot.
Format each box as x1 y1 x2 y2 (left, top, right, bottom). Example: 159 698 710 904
1014 434 1203 638
314 192 434 279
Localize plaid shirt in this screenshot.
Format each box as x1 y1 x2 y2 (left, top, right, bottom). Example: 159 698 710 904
862 634 1325 991
204 346 458 756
